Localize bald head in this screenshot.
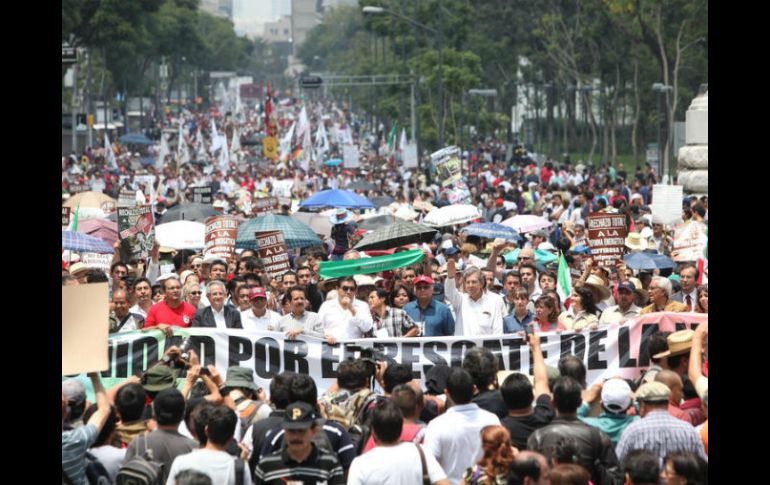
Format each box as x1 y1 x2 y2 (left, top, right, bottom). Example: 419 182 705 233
112 289 130 318
654 370 683 405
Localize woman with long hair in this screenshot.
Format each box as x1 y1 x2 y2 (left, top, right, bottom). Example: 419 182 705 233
389 283 414 310
558 286 600 331
695 285 708 313
461 425 516 485
533 295 566 333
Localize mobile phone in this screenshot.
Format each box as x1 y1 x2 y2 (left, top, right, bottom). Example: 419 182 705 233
199 368 210 376
524 323 533 337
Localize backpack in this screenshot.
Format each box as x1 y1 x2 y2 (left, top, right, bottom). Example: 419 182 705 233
320 388 378 431
84 452 111 485
233 393 271 432
116 432 163 485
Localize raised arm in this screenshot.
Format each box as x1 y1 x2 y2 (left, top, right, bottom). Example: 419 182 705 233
528 333 550 398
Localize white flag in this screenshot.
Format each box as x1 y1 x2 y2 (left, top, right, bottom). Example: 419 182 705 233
280 122 296 162
230 126 241 160
400 128 407 154
209 119 221 154
177 122 190 165
104 133 118 170
315 120 330 156
218 135 229 171
157 134 170 169
196 127 207 161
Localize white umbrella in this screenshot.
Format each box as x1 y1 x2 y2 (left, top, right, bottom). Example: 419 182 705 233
392 205 419 221
423 204 481 227
501 215 552 233
291 211 332 237
155 220 205 249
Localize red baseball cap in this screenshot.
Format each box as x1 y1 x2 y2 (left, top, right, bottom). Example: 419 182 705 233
495 198 504 207
249 287 267 299
414 275 434 286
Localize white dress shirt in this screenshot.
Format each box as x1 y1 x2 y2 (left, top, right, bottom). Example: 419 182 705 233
317 298 373 340
212 306 226 329
240 308 281 332
444 280 505 336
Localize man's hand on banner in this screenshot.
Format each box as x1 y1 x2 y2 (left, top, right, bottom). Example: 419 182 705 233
325 335 337 345
286 328 303 339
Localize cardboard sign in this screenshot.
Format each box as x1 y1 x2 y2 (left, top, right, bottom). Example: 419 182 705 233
403 142 418 168
117 205 155 261
431 146 462 187
118 189 137 208
586 212 627 267
62 207 71 228
192 186 213 204
69 183 90 194
62 282 109 374
204 216 239 261
343 144 359 168
255 230 291 278
651 184 683 225
672 221 707 262
272 179 294 198
253 197 279 216
81 252 113 272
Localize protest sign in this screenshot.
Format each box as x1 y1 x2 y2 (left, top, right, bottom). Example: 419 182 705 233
62 282 109 375
69 183 89 194
192 186 213 204
403 142 418 168
204 216 239 261
343 144 359 168
586 212 627 267
118 189 137 208
117 205 155 261
263 136 278 159
255 230 291 278
431 146 462 187
81 253 113 272
62 207 71 228
252 196 279 216
672 220 708 262
651 185 683 225
272 179 294 198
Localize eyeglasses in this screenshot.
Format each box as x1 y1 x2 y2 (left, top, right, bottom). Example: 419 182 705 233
188 291 202 295
340 286 356 292
192 264 202 268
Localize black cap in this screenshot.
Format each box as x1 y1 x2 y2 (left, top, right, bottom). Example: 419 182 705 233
282 401 316 430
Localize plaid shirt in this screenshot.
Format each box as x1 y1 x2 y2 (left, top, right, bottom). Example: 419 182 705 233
373 306 418 337
615 409 707 467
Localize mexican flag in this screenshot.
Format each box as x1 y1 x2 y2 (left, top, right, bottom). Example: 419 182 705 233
557 251 572 304
387 124 398 163
68 204 80 232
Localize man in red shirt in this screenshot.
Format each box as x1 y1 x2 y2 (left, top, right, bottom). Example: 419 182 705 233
144 276 196 333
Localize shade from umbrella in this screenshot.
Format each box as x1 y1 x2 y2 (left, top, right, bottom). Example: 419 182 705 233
623 252 676 270
347 180 378 191
369 195 395 208
155 221 206 249
236 214 322 250
354 220 438 251
501 214 552 233
77 219 119 246
63 191 118 212
62 231 114 253
423 204 481 227
119 133 154 145
291 211 332 237
299 189 374 209
503 248 557 265
160 203 218 223
461 223 522 241
357 214 396 231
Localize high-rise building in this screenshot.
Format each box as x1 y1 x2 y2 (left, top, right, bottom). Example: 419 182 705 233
290 0 320 50
199 0 231 18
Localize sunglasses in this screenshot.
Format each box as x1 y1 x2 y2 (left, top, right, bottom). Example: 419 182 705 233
340 286 356 292
188 291 202 295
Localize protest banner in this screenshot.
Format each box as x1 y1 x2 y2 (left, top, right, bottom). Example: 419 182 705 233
62 207 71 228
192 186 213 204
319 249 425 279
430 146 462 187
118 189 137 208
204 216 239 261
272 179 294 198
81 253 113 272
63 282 109 375
117 205 155 261
69 183 89 194
343 144 359 168
403 142 418 168
651 184 683 225
586 212 627 267
252 196 279 216
672 220 708 262
255 230 291 278
69 312 706 401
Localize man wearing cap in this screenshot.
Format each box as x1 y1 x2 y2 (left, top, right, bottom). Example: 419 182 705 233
122 388 197 484
526 230 549 250
317 276 374 343
253 401 345 484
653 370 702 426
640 276 687 314
404 275 456 337
144 276 197 332
240 286 281 332
222 366 271 434
577 378 640 447
191 280 243 329
599 281 642 325
615 382 707 466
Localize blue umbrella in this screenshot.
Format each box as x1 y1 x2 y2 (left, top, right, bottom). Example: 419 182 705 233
623 252 676 270
324 159 342 167
461 223 522 241
236 214 322 250
62 231 114 253
298 189 375 209
139 157 156 166
119 133 154 145
572 245 592 255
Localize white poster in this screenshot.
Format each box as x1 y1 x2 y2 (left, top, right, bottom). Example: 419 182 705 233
271 179 295 198
403 143 418 168
672 221 707 262
343 144 360 168
651 184 683 225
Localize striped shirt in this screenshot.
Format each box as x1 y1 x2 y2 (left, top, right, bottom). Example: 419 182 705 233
615 410 707 466
62 423 98 485
254 444 345 484
372 306 418 337
259 420 356 471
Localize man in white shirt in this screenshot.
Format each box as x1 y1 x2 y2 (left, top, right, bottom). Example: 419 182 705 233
278 287 324 339
240 287 281 332
445 262 504 336
129 277 154 318
599 281 642 326
317 276 373 343
423 368 500 485
347 400 448 485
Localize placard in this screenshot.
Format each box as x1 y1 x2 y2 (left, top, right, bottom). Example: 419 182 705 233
118 189 137 208
62 207 71 228
253 197 279 216
431 146 462 187
586 212 627 267
672 221 707 262
651 184 683 225
192 186 213 204
80 253 113 272
69 183 89 194
62 282 109 374
117 205 155 261
204 216 239 261
255 230 291 278
343 144 359 168
272 179 294 198
403 142 418 168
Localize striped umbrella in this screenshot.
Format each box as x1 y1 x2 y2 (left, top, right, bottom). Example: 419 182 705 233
354 220 437 251
236 214 322 250
62 231 114 253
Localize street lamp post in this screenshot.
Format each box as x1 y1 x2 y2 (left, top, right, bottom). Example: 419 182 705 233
363 6 443 147
652 82 673 181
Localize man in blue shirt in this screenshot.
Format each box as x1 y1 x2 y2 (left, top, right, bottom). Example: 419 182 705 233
403 275 455 336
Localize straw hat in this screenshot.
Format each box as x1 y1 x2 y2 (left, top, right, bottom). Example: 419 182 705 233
584 274 611 301
625 232 655 251
653 330 695 359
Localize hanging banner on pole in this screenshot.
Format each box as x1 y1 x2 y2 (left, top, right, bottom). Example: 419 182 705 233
586 212 627 267
431 146 462 187
403 143 418 168
255 230 291 278
204 216 239 261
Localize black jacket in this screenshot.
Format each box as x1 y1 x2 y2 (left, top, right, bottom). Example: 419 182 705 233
527 416 622 485
191 304 242 329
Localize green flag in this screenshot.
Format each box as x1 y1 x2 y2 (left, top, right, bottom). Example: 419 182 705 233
319 249 424 279
557 251 572 302
68 204 80 232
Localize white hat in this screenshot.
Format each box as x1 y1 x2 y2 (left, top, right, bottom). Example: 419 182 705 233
602 378 632 413
537 241 556 252
155 272 179 283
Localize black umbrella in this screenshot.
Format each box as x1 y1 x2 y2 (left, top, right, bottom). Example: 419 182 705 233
159 203 218 223
357 214 396 231
369 195 395 208
347 180 378 191
354 219 438 251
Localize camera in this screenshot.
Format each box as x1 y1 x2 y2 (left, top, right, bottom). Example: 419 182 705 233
179 337 194 361
161 336 194 369
199 367 210 376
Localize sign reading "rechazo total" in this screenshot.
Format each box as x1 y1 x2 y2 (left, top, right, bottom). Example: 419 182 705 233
255 230 291 277
586 212 627 267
